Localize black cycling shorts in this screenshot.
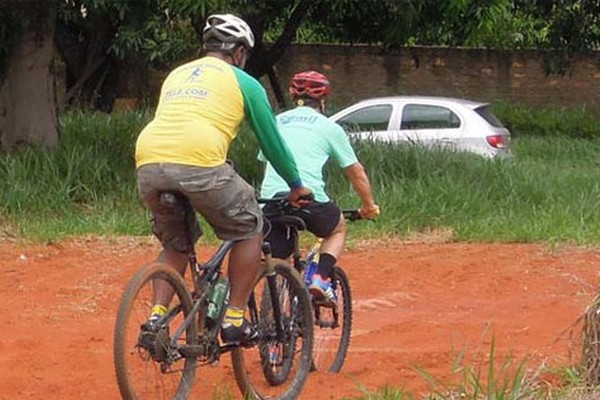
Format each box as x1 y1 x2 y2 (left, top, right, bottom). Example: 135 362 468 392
264 198 341 259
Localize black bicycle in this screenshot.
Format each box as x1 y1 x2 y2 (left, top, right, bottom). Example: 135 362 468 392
260 197 365 373
113 192 314 400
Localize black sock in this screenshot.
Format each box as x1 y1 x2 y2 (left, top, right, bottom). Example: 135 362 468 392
317 253 336 280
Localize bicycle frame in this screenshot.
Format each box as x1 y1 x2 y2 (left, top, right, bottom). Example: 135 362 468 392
169 239 234 352
164 228 290 361
115 193 316 399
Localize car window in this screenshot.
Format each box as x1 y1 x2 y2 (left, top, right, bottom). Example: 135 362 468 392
400 104 460 130
475 106 505 128
336 104 393 133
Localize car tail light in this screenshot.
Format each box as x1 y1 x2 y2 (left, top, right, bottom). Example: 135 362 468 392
486 135 508 149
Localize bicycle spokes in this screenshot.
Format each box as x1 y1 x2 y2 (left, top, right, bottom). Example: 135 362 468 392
311 266 352 373
114 264 199 399
230 264 313 400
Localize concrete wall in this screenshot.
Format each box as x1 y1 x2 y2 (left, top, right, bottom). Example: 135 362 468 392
270 44 600 111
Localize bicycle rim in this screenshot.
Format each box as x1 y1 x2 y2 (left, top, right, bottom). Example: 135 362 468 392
114 263 198 400
312 265 352 373
231 264 313 400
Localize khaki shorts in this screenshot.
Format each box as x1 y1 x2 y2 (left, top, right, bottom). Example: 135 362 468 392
137 163 263 252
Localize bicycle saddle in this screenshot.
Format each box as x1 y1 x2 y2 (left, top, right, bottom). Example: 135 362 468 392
269 215 307 231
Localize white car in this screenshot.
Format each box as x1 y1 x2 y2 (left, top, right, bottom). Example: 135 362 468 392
329 96 512 158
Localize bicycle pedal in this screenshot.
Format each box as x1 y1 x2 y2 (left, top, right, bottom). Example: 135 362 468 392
178 344 206 358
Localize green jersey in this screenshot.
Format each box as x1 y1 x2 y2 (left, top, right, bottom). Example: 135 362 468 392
259 106 358 202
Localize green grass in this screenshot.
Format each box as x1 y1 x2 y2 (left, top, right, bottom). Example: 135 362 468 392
1 108 599 243
326 136 600 244
492 101 600 139
0 110 152 239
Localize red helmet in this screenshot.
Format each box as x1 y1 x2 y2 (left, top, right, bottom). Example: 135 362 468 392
289 71 331 100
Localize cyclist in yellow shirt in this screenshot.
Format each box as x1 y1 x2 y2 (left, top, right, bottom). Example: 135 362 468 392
135 14 312 344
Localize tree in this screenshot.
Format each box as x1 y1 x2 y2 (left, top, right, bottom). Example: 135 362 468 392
0 0 58 151
55 0 195 110
542 0 600 74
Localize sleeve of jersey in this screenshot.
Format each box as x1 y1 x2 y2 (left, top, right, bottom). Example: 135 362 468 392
234 69 302 188
331 124 359 168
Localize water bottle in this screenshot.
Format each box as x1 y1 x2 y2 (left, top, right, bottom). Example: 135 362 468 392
206 277 229 325
304 260 318 286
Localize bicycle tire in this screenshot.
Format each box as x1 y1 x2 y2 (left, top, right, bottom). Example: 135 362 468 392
257 270 298 386
231 264 313 400
312 265 352 373
114 263 198 400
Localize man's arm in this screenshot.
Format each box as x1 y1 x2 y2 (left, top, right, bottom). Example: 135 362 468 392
344 162 380 219
233 69 301 188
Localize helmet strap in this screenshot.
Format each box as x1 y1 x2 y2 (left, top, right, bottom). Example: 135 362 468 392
231 45 248 69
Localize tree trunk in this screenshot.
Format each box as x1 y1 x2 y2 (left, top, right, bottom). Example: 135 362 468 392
244 0 313 107
267 67 287 110
62 13 114 108
0 0 58 151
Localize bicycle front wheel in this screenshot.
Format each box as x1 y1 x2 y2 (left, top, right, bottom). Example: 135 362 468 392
231 264 313 400
312 265 352 373
114 263 198 400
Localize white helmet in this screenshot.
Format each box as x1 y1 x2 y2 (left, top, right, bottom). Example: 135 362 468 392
203 14 255 50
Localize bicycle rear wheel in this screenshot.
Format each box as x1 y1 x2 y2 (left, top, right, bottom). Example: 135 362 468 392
114 263 198 400
312 265 352 373
231 264 313 400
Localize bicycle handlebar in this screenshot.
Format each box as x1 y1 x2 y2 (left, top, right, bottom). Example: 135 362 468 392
341 209 363 222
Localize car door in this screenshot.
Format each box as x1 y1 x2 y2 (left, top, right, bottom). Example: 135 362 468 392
399 103 463 150
332 101 403 142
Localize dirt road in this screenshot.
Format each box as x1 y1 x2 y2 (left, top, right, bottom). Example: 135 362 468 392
1 237 598 399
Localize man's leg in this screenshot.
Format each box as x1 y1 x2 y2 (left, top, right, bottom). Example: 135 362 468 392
137 164 196 319
227 232 263 308
302 202 346 279
220 232 263 343
316 213 346 281
310 212 346 306
151 249 189 311
179 163 263 342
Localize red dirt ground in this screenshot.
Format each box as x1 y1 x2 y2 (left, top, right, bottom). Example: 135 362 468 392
1 236 599 400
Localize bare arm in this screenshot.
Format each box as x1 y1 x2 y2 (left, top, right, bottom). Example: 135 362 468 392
343 162 380 218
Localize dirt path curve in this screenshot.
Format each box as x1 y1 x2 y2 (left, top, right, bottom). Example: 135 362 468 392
1 237 598 399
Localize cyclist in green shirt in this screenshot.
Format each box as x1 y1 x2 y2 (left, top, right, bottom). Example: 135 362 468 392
259 71 379 306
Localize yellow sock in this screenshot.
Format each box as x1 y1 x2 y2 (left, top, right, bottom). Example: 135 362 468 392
223 306 245 327
150 304 168 318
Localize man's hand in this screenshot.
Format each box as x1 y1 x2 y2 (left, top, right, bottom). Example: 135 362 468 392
288 186 313 208
358 204 380 220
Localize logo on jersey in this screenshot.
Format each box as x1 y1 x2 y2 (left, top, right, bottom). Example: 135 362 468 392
279 115 318 125
185 67 203 82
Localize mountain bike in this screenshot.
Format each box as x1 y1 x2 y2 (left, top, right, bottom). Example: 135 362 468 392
113 192 314 400
260 197 366 373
